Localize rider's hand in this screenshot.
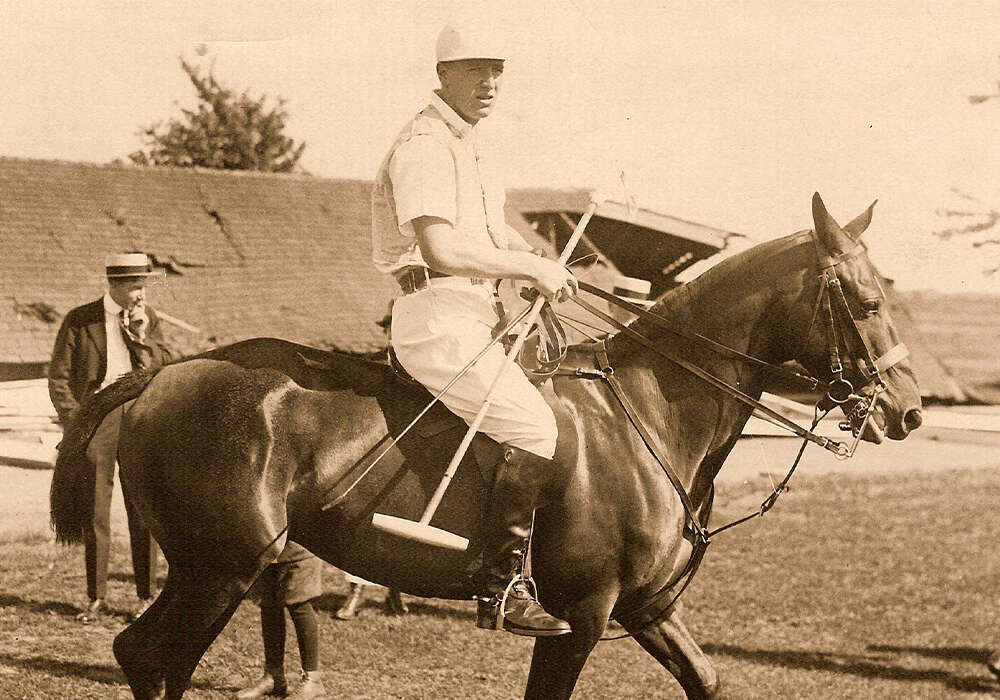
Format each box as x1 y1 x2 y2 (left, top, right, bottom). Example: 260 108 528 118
531 258 578 303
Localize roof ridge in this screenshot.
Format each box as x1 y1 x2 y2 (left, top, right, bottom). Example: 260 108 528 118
0 155 371 186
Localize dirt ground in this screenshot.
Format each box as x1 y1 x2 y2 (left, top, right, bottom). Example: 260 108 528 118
1 421 998 699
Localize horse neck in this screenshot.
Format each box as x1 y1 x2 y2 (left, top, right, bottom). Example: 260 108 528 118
605 234 815 491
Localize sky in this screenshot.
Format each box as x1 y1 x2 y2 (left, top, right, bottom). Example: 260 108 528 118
2 0 999 293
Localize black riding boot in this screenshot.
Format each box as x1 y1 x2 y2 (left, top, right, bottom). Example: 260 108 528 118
473 444 571 637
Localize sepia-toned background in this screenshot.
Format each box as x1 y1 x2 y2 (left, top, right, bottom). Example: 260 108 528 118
1 1 998 698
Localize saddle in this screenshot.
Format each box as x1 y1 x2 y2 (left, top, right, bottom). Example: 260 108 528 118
294 337 584 521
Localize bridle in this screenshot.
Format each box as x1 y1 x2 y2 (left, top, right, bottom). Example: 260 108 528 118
574 230 910 463
564 231 910 635
810 235 910 451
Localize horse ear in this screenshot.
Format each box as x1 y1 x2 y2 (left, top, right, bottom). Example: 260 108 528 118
842 200 877 240
812 192 853 253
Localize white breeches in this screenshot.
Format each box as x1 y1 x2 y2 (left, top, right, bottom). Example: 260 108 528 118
390 279 557 459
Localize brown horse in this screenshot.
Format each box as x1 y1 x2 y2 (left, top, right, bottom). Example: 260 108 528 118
50 194 922 699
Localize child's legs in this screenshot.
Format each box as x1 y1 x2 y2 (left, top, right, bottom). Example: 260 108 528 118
260 605 286 672
287 601 319 672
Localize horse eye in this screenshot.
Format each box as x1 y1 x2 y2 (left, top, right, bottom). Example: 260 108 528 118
862 300 881 316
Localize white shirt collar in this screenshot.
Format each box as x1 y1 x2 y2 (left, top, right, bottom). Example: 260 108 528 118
430 91 475 138
103 292 124 317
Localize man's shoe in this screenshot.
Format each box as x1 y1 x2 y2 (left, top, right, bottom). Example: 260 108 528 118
75 598 108 624
476 581 571 637
288 670 325 700
236 671 287 699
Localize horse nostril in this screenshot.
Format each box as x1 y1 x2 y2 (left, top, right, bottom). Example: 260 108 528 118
904 408 923 431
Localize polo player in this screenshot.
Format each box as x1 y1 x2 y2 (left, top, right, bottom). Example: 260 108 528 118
371 23 577 636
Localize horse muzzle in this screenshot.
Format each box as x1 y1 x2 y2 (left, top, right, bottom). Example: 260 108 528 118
842 391 922 443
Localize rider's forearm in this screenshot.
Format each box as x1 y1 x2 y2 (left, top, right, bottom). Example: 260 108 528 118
415 219 546 282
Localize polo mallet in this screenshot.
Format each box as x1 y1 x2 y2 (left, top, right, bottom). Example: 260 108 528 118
372 197 602 550
321 301 536 511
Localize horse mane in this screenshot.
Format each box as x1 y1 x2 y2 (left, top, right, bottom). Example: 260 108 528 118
655 230 815 315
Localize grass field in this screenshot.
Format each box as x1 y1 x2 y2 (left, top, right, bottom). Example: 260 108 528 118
1 453 999 699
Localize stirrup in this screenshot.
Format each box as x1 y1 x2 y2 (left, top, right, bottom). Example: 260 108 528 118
477 574 568 636
500 574 537 616
476 576 526 630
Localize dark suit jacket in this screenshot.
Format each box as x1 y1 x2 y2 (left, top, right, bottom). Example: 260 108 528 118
48 298 174 424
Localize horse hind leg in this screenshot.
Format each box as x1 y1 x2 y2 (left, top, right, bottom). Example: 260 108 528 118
624 604 720 700
114 561 274 699
113 571 180 699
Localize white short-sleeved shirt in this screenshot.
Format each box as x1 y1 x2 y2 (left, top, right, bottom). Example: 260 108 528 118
371 91 508 274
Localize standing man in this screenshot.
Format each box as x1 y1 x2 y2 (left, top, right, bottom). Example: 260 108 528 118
371 24 576 637
48 252 174 622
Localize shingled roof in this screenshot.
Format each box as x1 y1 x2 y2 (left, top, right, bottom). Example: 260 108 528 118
0 157 402 362
1 157 574 366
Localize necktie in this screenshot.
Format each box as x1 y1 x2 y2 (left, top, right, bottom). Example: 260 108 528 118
120 309 153 368
119 309 130 338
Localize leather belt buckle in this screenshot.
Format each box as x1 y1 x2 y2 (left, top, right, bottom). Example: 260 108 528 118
396 267 432 295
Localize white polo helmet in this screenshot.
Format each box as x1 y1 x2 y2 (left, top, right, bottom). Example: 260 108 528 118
435 24 506 63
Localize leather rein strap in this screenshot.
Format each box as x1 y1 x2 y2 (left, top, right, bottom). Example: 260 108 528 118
574 234 912 633
573 286 852 458
577 281 820 391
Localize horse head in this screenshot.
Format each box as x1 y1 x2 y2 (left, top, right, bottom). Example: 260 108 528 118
793 192 922 442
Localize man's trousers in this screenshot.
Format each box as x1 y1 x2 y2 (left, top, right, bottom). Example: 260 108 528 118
83 402 158 601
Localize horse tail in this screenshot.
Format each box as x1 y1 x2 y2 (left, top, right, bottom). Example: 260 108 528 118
49 367 163 544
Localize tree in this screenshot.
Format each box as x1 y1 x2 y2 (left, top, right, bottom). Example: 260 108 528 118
934 189 999 278
129 59 306 173
932 76 1000 278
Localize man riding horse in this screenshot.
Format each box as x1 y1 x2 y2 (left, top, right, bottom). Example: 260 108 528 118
371 23 578 636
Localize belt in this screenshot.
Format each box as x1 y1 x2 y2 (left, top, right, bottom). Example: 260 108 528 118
394 267 486 295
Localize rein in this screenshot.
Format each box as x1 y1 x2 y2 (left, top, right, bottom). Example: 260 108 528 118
568 233 910 636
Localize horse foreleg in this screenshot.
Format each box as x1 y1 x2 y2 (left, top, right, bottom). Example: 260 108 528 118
624 603 720 700
523 593 614 700
523 632 600 700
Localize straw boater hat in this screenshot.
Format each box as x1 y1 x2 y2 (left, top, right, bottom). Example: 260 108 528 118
612 275 655 307
105 252 155 278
